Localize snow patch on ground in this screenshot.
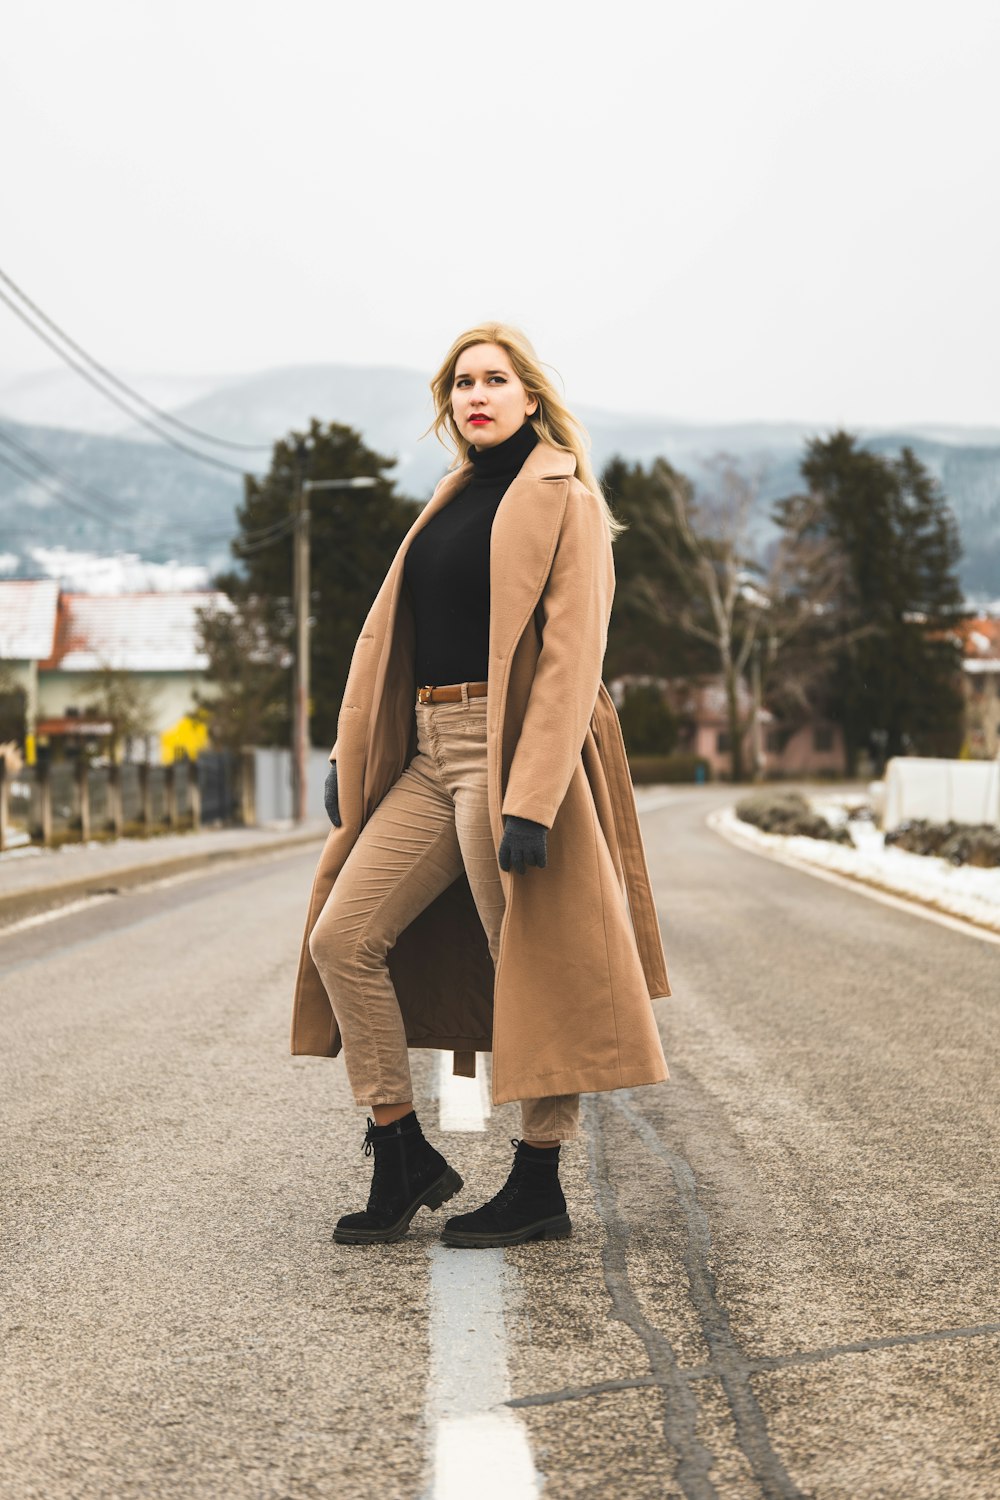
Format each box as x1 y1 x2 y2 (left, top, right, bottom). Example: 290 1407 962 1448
714 804 1000 935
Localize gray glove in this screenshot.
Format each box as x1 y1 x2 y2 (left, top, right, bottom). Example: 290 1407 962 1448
324 763 341 827
498 815 547 874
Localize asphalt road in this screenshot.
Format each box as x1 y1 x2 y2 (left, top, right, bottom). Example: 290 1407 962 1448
1 787 996 1499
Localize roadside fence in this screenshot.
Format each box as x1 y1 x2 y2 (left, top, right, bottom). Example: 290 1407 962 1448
0 750 257 853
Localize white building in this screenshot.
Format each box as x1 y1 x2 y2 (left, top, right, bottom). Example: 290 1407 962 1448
0 579 61 751
0 581 231 764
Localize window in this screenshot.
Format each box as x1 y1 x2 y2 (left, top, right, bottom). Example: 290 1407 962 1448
716 731 731 753
766 730 782 753
813 726 834 753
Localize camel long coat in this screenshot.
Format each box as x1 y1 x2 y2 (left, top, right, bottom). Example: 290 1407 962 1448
290 439 670 1105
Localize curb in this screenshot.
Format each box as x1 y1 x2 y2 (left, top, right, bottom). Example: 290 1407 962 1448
0 827 328 930
708 806 1000 946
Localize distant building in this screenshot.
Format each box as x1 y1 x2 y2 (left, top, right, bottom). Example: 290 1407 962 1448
0 582 231 764
611 673 846 779
674 678 845 779
958 617 1000 759
0 579 60 753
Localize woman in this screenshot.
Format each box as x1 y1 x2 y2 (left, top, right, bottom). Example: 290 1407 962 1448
291 323 669 1248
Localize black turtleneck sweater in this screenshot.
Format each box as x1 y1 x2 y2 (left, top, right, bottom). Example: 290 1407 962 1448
404 420 538 686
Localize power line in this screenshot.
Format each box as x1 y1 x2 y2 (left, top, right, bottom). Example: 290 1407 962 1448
0 429 298 557
232 512 297 545
231 516 297 555
190 505 296 551
0 265 272 455
0 445 139 532
0 424 134 516
0 422 297 548
0 282 259 477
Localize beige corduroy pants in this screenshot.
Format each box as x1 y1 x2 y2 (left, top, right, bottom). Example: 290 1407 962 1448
308 685 580 1142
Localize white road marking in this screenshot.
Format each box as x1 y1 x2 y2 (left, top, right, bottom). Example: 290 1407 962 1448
710 807 1000 946
437 1050 492 1133
0 892 116 935
426 1246 540 1498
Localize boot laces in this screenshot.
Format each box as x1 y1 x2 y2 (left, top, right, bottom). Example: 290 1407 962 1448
483 1138 531 1213
362 1116 419 1210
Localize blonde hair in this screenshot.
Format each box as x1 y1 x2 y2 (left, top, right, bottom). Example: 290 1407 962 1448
428 322 624 540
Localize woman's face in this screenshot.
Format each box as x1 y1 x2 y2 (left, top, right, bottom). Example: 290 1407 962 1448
451 342 538 449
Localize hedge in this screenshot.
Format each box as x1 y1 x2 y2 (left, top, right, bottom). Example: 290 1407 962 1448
628 753 712 785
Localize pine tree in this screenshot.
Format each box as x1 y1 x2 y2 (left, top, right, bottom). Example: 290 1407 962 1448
601 455 714 685
776 432 965 773
203 419 416 750
607 451 854 781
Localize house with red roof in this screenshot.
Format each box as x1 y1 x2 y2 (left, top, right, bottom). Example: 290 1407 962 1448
0 579 61 758
0 582 231 764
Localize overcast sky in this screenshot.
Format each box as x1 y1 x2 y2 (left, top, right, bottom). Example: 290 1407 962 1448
2 0 998 427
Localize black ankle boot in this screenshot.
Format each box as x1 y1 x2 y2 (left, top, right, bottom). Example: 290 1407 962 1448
440 1138 571 1248
333 1111 463 1245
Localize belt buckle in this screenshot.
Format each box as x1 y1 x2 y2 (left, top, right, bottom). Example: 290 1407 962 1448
418 685 434 705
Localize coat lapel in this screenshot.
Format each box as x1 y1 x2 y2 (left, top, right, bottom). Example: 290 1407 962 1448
488 441 576 666
409 460 474 537
370 439 576 713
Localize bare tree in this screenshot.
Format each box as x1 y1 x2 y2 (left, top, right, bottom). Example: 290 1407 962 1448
193 595 291 755
80 662 160 764
624 454 847 782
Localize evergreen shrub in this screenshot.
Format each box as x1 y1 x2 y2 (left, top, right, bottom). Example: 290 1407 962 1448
735 790 852 843
885 819 1000 867
629 753 711 785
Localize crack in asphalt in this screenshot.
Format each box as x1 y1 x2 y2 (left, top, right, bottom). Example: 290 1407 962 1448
609 1091 807 1500
580 1092 807 1500
508 1374 662 1408
696 1319 1000 1382
507 1319 1000 1409
584 1097 720 1500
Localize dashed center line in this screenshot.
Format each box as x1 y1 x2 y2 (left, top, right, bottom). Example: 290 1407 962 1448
437 1050 491 1132
429 1053 538 1494
426 1246 539 1499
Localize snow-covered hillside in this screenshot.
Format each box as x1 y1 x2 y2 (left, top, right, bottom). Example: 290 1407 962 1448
2 361 999 595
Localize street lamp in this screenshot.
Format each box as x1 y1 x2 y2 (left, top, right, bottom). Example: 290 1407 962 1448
292 466 378 823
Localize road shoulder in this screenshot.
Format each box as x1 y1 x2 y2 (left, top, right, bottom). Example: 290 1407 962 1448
709 805 1000 945
0 823 328 929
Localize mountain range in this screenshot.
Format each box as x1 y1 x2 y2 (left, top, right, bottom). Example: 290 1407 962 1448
1 363 997 600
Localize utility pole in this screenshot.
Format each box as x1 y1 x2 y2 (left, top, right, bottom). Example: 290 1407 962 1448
292 444 310 824
291 449 377 823
751 639 763 783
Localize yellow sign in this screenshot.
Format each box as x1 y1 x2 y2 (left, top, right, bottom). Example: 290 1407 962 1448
160 713 210 764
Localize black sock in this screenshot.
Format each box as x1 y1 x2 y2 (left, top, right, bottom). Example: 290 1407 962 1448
370 1110 418 1134
519 1141 560 1161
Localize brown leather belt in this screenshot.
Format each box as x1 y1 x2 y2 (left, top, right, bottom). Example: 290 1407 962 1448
416 680 488 704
